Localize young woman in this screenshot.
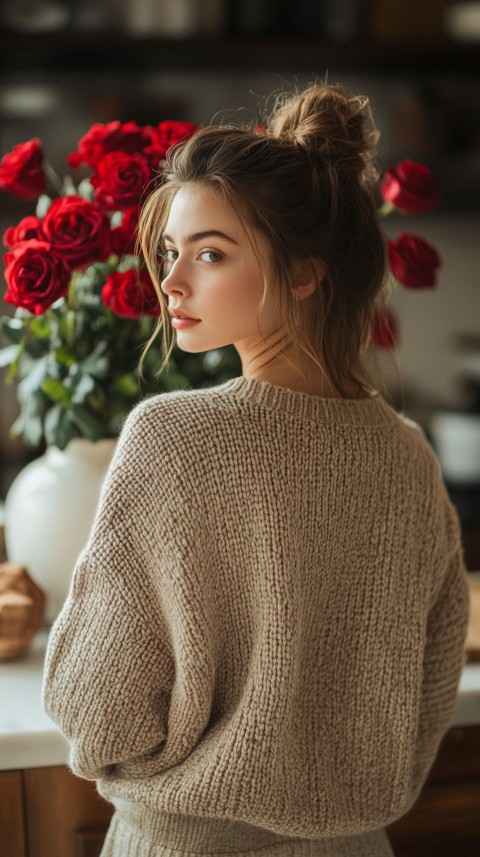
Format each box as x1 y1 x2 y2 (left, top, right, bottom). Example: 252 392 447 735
43 83 469 857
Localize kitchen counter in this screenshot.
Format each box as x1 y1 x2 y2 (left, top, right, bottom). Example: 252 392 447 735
0 631 69 771
1 627 480 772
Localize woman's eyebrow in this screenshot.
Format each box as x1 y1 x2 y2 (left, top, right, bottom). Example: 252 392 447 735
162 230 239 245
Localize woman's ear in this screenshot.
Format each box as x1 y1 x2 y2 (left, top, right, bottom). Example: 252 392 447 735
291 260 325 301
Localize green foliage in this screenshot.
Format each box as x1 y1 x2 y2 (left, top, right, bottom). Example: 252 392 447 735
0 262 241 450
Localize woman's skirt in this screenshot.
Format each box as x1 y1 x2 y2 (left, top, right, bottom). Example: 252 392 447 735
100 799 395 857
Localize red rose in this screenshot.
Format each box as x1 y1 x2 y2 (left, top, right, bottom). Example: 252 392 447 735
67 121 151 169
372 308 398 350
101 268 160 319
110 206 139 256
389 233 442 288
91 151 152 210
3 215 43 248
42 196 111 269
4 239 70 315
145 120 198 168
0 139 47 201
381 160 441 214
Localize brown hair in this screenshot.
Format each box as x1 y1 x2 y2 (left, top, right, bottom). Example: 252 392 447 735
138 81 392 397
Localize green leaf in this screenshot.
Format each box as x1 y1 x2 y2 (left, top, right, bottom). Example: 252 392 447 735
44 405 76 450
45 313 61 348
112 374 139 396
0 317 25 345
79 343 110 379
77 178 94 200
78 260 113 291
41 378 72 405
71 266 100 294
69 404 105 441
30 390 50 417
378 200 396 218
117 255 137 272
29 315 51 340
10 388 49 447
54 345 76 367
67 363 81 384
61 175 77 196
22 336 49 359
85 392 107 413
105 255 119 270
15 308 35 321
11 413 43 448
110 211 123 227
71 374 96 404
88 358 110 380
0 344 19 368
10 412 25 437
18 355 50 399
6 360 21 384
35 194 52 218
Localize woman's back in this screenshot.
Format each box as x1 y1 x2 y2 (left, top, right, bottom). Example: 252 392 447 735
43 376 469 845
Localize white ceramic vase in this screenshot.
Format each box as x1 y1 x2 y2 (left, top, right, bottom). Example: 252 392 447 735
4 438 116 622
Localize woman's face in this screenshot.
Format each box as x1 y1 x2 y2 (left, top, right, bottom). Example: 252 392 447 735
160 184 283 356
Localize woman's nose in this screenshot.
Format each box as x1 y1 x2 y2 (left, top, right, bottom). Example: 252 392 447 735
160 262 189 298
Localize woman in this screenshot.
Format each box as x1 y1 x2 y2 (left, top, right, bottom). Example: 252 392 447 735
43 82 469 857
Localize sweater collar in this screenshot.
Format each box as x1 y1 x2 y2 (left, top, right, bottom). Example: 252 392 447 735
212 375 400 428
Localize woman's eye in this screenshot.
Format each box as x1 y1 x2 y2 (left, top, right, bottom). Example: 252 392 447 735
199 250 223 263
160 248 178 262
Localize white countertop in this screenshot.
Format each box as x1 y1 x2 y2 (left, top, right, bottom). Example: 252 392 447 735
0 631 69 771
1 629 480 772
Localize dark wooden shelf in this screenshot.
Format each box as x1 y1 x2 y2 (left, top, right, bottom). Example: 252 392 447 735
0 32 479 74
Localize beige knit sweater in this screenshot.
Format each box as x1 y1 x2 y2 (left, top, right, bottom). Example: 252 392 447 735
42 375 469 844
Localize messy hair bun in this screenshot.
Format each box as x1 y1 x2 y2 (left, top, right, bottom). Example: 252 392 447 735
268 82 380 187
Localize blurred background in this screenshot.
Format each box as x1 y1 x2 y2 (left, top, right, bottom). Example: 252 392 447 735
0 0 479 561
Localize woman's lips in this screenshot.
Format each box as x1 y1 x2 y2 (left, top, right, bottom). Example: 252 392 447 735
171 317 201 329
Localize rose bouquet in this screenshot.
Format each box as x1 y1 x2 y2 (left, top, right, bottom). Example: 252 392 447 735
373 159 442 349
0 121 242 450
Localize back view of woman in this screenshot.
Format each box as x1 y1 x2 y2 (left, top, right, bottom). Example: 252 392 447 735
43 82 470 857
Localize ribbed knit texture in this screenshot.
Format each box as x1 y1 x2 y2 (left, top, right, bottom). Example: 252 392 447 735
99 800 394 857
42 375 470 856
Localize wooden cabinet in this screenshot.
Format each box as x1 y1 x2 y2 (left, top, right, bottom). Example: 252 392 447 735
0 771 26 857
1 766 112 857
387 725 480 856
2 725 480 856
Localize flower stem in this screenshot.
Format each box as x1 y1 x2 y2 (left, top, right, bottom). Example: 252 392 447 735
44 161 63 195
66 309 76 347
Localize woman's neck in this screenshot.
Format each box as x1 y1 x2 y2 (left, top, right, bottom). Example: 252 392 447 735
237 329 373 400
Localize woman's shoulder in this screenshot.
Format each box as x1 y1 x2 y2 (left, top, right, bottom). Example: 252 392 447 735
125 384 228 429
399 410 450 482
101 388 227 509
390 407 462 530
115 385 231 468
396 411 443 465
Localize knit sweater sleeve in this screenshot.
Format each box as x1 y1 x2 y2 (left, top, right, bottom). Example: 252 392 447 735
409 493 470 802
42 398 187 781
